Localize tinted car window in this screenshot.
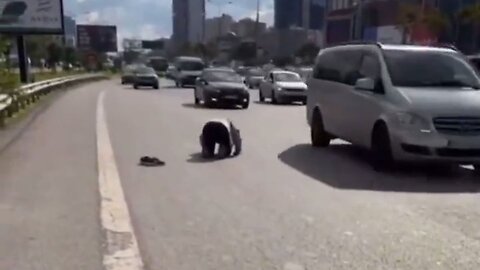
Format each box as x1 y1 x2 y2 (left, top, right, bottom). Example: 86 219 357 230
136 67 156 75
178 61 204 71
314 49 362 85
359 54 380 79
274 72 302 82
383 50 480 88
203 70 242 82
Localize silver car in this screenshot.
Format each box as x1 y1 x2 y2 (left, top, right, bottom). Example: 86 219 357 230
259 70 307 104
307 42 480 171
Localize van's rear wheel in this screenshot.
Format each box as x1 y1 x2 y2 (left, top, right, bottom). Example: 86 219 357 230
311 111 330 147
370 123 394 171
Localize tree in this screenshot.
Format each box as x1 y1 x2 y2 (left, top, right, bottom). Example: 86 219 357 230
397 3 448 44
25 36 51 66
0 35 19 95
423 8 449 37
458 3 480 52
232 41 256 62
123 50 140 64
46 42 63 71
63 47 77 69
192 43 207 57
295 42 319 64
63 47 76 64
398 3 420 43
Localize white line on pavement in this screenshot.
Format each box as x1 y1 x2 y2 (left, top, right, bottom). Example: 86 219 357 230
96 91 144 270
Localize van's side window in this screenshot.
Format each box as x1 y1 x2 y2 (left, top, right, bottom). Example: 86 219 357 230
359 54 380 79
313 51 341 82
338 50 363 85
313 49 363 85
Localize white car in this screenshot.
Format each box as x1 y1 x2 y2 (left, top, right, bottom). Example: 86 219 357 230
259 70 307 104
307 42 480 171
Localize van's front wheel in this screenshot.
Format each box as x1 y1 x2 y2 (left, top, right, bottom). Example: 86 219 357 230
370 123 394 171
310 111 330 147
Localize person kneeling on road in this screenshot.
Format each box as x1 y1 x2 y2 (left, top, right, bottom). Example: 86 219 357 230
200 119 242 159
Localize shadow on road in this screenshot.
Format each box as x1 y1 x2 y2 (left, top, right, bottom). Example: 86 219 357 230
161 85 193 89
278 144 480 193
182 103 242 110
253 101 304 106
187 152 222 163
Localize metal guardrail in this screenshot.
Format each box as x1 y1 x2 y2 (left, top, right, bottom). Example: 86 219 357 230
0 74 106 126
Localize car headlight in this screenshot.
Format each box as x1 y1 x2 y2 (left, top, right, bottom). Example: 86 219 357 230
394 112 431 130
275 86 283 91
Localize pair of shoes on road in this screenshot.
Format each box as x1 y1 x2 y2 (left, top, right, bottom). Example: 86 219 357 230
139 156 165 167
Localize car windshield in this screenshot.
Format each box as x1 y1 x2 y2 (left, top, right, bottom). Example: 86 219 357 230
274 72 302 82
179 61 204 71
383 50 480 89
136 67 156 75
204 70 242 82
247 68 264 76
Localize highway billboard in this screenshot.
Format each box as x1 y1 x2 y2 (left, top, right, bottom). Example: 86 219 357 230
0 0 64 34
77 24 118 52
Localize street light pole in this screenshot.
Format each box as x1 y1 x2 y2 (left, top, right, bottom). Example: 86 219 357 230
254 0 260 43
354 0 364 40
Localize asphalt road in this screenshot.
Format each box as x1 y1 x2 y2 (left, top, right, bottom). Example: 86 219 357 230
2 78 480 270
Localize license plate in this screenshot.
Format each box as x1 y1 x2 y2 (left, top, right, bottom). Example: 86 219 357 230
224 95 237 99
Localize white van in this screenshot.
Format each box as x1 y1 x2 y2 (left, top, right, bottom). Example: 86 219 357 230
172 56 205 87
307 42 480 171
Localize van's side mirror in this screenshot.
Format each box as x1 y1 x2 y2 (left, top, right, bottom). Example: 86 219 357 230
354 78 375 91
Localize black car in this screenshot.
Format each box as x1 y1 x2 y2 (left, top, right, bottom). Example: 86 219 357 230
194 68 250 109
133 67 159 89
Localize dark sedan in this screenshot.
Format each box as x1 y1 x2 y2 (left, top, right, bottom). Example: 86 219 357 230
194 68 250 109
133 67 159 89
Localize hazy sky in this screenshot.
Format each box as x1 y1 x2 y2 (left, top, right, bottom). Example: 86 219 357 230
64 0 274 46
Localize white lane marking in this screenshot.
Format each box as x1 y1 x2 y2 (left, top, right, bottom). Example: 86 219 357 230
97 91 144 270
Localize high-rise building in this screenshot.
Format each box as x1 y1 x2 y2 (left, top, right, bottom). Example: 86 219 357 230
204 14 234 42
308 0 326 30
173 0 189 44
233 18 267 39
188 0 205 43
274 0 303 29
275 0 325 30
172 0 205 45
63 16 77 47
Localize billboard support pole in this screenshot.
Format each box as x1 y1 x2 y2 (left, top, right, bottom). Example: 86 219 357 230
16 35 28 83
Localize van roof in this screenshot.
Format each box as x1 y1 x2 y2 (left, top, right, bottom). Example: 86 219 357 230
380 44 456 53
326 42 457 53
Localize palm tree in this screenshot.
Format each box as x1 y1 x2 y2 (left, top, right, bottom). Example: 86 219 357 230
458 3 480 52
398 3 421 43
398 3 448 44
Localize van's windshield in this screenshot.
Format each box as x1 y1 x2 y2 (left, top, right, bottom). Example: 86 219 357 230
383 50 480 89
179 61 204 71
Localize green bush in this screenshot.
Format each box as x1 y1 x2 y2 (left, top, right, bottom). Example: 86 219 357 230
0 68 20 96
